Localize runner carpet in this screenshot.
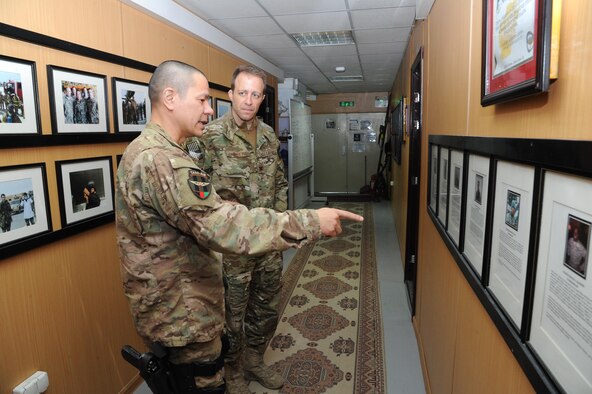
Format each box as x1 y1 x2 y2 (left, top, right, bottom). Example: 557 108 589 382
252 202 386 393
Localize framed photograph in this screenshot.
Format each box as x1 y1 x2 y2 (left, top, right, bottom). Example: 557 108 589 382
215 98 231 118
0 163 51 250
207 97 213 122
112 77 150 133
529 171 592 393
429 144 438 213
438 147 449 226
447 150 464 247
0 55 41 135
55 156 114 227
481 0 553 106
488 161 534 330
463 154 490 277
47 65 109 133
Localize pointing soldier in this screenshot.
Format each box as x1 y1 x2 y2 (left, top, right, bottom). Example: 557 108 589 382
116 60 362 393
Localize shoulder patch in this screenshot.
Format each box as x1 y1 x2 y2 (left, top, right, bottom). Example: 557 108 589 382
188 170 211 200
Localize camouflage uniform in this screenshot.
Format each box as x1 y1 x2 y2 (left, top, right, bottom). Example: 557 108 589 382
116 122 320 389
63 93 74 124
192 113 287 382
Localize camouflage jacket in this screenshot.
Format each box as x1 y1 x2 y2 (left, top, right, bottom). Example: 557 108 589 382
116 122 321 347
194 113 287 211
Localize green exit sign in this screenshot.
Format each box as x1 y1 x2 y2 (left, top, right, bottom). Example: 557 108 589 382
339 101 355 107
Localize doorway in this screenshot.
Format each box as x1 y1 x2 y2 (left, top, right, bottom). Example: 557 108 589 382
404 49 423 316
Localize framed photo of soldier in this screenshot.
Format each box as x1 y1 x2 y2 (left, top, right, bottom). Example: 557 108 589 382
47 65 109 134
487 161 535 330
529 171 592 394
112 77 150 133
0 55 41 135
0 163 51 250
55 156 114 227
462 154 490 277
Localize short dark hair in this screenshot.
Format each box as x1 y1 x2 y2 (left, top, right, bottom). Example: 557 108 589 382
149 60 206 103
230 65 267 90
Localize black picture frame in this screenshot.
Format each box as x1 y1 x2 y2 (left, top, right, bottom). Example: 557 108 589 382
390 99 404 165
0 55 42 135
55 156 114 227
215 98 231 118
112 77 150 133
47 65 109 134
0 163 52 251
481 0 553 106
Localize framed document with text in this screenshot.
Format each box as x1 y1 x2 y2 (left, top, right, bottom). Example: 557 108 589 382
438 147 449 226
429 144 438 213
447 150 464 247
463 154 490 277
529 171 592 393
488 161 534 329
481 0 553 106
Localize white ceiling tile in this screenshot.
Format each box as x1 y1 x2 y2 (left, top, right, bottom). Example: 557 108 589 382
272 55 316 67
174 0 266 19
275 12 351 33
208 17 282 37
311 55 360 68
302 45 358 58
236 34 298 49
361 53 403 65
253 47 303 59
354 27 411 43
348 0 415 10
257 0 347 14
351 7 415 29
358 42 407 55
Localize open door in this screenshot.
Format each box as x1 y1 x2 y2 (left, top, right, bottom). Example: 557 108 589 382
404 49 423 316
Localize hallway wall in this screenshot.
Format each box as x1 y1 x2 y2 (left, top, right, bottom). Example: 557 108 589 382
0 1 276 392
389 0 592 392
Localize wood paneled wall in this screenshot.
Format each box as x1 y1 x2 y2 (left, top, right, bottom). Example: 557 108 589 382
0 1 277 392
389 0 592 392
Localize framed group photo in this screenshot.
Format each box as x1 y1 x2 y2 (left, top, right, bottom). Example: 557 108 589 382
55 156 114 227
47 65 109 133
112 77 150 133
481 0 553 106
215 98 231 118
0 163 51 249
0 55 41 135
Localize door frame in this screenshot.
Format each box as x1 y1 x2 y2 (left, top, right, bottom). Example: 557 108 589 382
404 48 423 316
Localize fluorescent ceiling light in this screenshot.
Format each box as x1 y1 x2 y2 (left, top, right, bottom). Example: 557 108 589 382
291 31 355 47
330 75 364 82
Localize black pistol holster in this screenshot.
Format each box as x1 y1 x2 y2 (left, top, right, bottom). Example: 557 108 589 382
121 338 228 394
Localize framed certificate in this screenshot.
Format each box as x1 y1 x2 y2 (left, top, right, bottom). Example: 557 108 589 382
488 161 535 329
438 147 449 226
463 154 490 277
529 171 592 393
447 150 464 247
429 144 438 214
481 0 553 106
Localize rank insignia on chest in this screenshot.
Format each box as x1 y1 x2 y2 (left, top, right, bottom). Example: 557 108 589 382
188 170 211 199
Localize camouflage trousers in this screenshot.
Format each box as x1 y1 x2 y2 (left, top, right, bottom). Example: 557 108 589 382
167 336 225 389
223 251 283 363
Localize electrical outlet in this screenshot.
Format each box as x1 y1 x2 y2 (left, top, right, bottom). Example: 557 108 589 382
12 371 48 394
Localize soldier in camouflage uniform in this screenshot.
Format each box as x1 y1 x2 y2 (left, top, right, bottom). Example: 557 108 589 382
186 65 285 393
116 60 362 393
86 88 99 124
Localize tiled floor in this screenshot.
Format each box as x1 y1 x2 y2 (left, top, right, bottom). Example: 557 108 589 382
135 200 425 394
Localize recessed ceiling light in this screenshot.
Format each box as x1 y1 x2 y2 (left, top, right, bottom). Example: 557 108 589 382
329 75 364 82
291 31 355 47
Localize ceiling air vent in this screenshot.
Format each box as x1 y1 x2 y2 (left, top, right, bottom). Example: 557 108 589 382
291 31 355 47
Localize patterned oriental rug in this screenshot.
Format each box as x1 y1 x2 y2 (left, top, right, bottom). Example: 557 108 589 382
254 202 386 393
